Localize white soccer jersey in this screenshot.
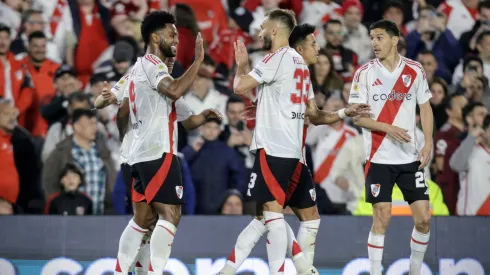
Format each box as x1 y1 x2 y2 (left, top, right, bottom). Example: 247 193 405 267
348 57 432 165
248 46 310 159
124 54 192 165
110 74 132 164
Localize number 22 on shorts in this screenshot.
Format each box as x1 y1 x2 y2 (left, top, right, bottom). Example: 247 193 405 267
247 173 257 196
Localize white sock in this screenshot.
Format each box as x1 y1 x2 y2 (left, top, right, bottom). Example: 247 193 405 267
368 232 385 275
220 218 267 275
264 211 287 275
148 220 176 274
134 233 151 275
285 221 310 273
114 219 148 274
297 219 320 266
410 228 430 275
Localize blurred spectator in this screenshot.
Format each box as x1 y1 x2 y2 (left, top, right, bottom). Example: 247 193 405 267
174 3 199 70
310 48 343 98
243 0 302 19
450 114 490 215
42 91 107 162
66 0 114 86
0 98 20 206
459 0 490 55
342 0 373 64
184 55 228 143
43 109 115 214
248 0 281 37
341 80 352 105
19 31 59 138
41 64 82 126
458 75 488 106
87 73 108 102
453 55 490 110
220 189 244 215
299 0 341 30
219 97 254 170
397 35 407 56
323 19 358 79
0 198 17 215
429 77 450 130
44 162 93 215
406 6 461 75
0 0 22 38
109 0 148 38
10 9 60 62
306 96 358 213
182 118 247 214
382 0 408 36
438 0 478 40
0 24 34 129
94 40 133 83
416 50 452 85
93 35 140 74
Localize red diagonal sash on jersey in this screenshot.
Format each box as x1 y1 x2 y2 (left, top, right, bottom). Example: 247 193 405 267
364 65 417 178
313 130 348 184
50 0 67 36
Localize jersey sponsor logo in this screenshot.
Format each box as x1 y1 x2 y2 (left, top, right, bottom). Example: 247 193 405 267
253 68 263 77
402 74 412 87
373 90 412 101
372 78 383 86
114 85 120 91
309 188 316 201
117 79 125 85
291 112 305 120
353 83 359 91
371 183 381 197
156 71 168 79
175 186 183 199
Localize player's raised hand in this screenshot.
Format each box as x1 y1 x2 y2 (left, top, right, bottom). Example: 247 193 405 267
345 103 371 117
386 125 411 143
240 105 256 120
195 32 204 63
94 81 117 109
234 40 249 67
417 144 432 169
202 108 222 121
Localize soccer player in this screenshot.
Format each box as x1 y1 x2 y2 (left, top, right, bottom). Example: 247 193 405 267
348 20 434 275
223 22 370 275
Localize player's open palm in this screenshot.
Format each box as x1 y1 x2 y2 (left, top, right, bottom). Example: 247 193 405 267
234 40 249 67
195 32 204 63
202 108 222 121
417 144 432 169
345 103 371 117
102 81 117 104
386 125 411 143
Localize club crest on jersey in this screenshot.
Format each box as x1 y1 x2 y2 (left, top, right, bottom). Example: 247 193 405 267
175 186 183 199
402 74 412 87
353 83 359 91
309 188 316 201
371 184 381 197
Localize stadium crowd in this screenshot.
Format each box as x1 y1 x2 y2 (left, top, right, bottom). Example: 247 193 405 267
0 0 489 216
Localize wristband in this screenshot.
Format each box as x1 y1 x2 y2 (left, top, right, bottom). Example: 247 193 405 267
337 108 346 119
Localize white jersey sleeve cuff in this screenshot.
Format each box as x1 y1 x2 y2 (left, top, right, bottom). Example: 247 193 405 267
155 74 173 90
248 69 264 84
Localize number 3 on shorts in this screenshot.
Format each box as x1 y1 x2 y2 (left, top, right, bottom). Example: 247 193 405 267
247 173 257 196
415 171 428 188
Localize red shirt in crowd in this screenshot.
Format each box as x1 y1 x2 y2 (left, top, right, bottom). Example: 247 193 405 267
208 28 252 70
0 131 19 204
242 0 303 18
176 27 196 70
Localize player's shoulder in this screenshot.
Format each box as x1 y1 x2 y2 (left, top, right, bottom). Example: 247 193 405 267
353 59 376 82
260 46 290 65
401 57 426 78
142 54 166 68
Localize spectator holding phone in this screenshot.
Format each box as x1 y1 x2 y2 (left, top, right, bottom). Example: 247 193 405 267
453 55 490 110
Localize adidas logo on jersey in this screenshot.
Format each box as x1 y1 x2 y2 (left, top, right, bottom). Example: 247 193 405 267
372 78 383 86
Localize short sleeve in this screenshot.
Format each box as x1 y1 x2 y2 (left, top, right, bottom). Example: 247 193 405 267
175 98 192 122
248 52 283 84
143 55 173 89
111 74 129 102
416 70 432 104
348 68 368 104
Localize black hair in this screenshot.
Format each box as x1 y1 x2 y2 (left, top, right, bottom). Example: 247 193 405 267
479 0 490 13
462 102 486 126
203 54 216 67
431 77 449 99
369 19 401 37
72 109 96 124
417 4 436 14
417 49 435 58
59 163 86 189
206 117 222 126
289 23 316 48
175 3 200 37
0 24 11 36
89 73 108 86
444 92 465 112
483 115 490 130
141 11 176 47
383 0 405 15
68 91 90 105
463 55 484 70
323 19 342 31
226 96 245 110
266 9 297 31
476 30 490 45
28 31 46 42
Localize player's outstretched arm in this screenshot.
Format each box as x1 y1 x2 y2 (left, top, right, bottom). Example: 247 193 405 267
306 99 371 125
116 98 130 142
157 33 205 100
233 40 259 94
181 109 222 130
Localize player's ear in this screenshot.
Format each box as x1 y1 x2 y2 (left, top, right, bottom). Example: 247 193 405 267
392 35 399 48
295 45 303 55
151 32 160 44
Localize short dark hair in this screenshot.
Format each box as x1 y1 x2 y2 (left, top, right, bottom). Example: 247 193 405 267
72 109 96 124
289 23 316 48
205 117 222 126
141 11 176 47
479 0 490 12
476 30 490 45
383 0 405 15
463 102 485 126
369 19 400 37
418 4 436 14
203 54 216 67
226 96 245 110
483 114 490 130
323 19 342 31
89 73 108 86
444 92 465 112
418 49 435 58
28 31 46 42
266 9 297 31
0 23 11 36
59 163 86 188
431 77 449 98
463 55 484 70
68 92 90 105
